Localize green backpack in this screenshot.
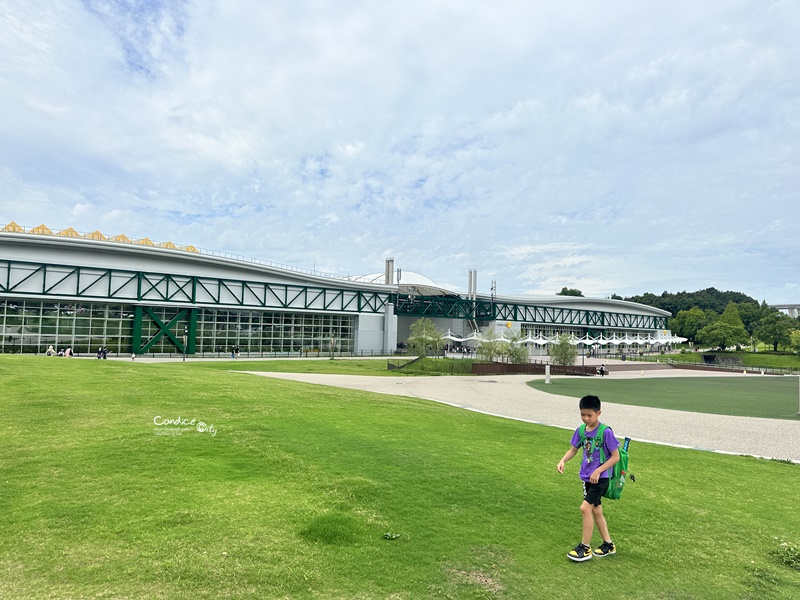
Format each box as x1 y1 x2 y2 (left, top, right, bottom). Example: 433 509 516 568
578 424 633 500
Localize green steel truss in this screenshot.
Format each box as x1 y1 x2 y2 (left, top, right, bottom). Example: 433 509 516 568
0 259 666 332
0 259 391 313
132 306 198 355
394 295 668 330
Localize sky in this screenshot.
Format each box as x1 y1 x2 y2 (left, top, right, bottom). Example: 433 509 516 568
1 1 798 303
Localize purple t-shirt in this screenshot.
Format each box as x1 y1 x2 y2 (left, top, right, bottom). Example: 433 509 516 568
570 424 620 482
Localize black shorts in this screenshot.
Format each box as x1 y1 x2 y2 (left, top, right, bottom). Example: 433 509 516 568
583 478 609 506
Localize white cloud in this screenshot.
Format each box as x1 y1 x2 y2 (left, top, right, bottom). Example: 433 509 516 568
72 203 91 217
1 0 799 303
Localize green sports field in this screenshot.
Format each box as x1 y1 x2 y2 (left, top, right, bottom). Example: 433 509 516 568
528 376 800 420
1 356 798 599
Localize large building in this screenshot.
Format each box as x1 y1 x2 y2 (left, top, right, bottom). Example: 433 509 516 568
0 223 672 356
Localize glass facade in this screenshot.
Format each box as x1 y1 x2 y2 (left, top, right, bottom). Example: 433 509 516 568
521 324 584 337
0 300 355 356
195 308 353 354
0 300 133 355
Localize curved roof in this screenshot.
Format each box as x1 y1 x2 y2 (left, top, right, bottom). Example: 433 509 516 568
0 231 393 293
347 271 456 296
349 270 669 316
485 294 671 317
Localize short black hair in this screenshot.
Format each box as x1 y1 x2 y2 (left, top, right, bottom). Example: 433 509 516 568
579 395 601 411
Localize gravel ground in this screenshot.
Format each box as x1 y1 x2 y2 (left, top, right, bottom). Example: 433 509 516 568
241 369 800 463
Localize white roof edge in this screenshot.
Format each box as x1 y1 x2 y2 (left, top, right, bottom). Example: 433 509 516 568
477 293 672 317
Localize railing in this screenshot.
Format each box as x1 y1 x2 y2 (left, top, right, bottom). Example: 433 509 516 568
665 361 797 376
191 247 350 280
617 353 800 375
387 356 423 371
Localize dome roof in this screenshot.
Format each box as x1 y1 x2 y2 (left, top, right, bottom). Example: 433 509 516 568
347 271 455 296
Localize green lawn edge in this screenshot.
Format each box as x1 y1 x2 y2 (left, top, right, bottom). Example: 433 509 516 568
528 376 800 420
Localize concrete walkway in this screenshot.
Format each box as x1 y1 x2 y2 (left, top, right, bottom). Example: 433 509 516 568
241 369 800 463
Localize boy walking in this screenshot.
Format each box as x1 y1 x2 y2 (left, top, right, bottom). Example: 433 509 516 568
557 394 621 562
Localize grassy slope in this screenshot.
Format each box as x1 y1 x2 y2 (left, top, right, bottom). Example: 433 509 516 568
528 377 800 420
651 351 800 371
206 357 475 376
0 356 797 599
200 357 404 375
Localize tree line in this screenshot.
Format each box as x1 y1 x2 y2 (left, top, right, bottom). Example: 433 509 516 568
556 286 800 352
623 288 799 352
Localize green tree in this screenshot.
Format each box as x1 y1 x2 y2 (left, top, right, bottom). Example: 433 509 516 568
670 307 710 344
736 301 771 336
625 287 758 314
407 318 443 357
696 321 749 351
550 333 578 366
556 287 583 297
719 302 745 329
754 312 795 352
704 309 719 326
476 329 503 362
500 331 529 364
790 330 800 355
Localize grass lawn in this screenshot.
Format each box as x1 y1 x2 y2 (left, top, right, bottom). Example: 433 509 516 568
1 356 798 599
644 351 800 371
528 377 800 420
209 357 476 376
196 357 404 376
191 356 477 376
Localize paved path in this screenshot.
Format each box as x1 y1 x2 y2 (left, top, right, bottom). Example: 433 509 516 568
241 370 800 463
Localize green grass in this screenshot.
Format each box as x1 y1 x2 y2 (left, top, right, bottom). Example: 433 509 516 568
196 357 406 375
645 351 800 371
198 356 477 376
528 377 800 420
1 356 799 598
389 357 478 375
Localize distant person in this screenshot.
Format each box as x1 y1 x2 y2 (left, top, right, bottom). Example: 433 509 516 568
597 364 606 377
557 394 621 562
46 345 55 356
65 346 72 358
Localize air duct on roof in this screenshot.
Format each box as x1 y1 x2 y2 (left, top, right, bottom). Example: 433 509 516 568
385 258 394 285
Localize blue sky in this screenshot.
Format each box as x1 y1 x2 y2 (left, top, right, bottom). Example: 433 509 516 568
1 0 798 303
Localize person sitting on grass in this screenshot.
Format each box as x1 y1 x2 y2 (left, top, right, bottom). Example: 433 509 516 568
556 394 620 562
